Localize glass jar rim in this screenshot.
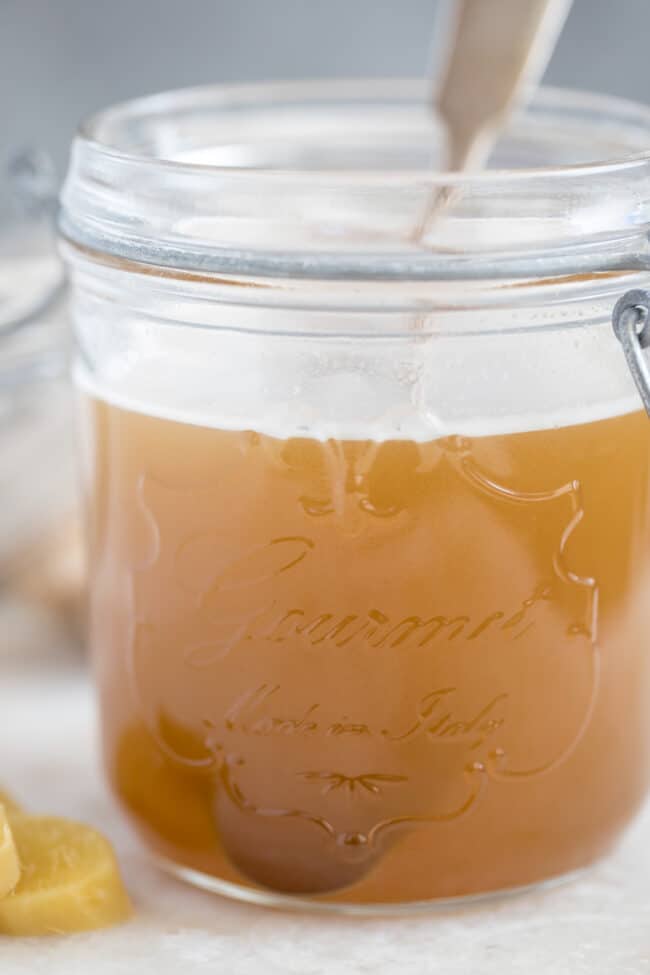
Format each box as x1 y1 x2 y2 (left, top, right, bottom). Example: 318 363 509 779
59 79 650 283
75 79 650 182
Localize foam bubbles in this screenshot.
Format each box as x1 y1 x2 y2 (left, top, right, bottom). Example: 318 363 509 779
75 313 642 442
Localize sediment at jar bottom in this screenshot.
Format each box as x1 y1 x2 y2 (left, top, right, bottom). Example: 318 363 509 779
92 396 650 902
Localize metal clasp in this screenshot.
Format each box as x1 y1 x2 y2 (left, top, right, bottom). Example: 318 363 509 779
612 289 650 417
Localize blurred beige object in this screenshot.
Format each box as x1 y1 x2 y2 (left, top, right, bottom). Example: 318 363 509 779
0 790 23 818
0 807 20 899
0 366 83 641
8 512 86 640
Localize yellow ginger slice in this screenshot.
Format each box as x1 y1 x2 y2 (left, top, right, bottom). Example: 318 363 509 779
0 816 131 935
0 807 20 899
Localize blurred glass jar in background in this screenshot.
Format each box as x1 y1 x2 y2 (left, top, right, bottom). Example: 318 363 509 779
0 150 84 638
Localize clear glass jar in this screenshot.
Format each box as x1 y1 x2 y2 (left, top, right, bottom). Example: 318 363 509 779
60 81 650 911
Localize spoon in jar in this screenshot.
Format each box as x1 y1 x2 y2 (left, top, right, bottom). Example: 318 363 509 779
415 0 574 242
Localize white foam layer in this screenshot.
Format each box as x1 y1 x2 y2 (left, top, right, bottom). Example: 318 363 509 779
75 360 641 442
72 286 646 442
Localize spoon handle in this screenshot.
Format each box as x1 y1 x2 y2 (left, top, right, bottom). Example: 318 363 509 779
437 0 573 171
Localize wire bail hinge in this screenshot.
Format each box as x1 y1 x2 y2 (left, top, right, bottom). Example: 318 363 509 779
612 289 650 417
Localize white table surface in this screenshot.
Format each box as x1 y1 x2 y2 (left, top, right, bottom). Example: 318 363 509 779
2 596 650 975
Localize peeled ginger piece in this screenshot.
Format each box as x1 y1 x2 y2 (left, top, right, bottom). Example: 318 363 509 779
0 816 131 935
0 807 20 899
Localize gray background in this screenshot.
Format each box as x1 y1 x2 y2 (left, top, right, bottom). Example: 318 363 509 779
2 0 649 174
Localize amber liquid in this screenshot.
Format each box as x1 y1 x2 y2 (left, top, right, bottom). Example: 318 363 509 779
88 397 650 903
